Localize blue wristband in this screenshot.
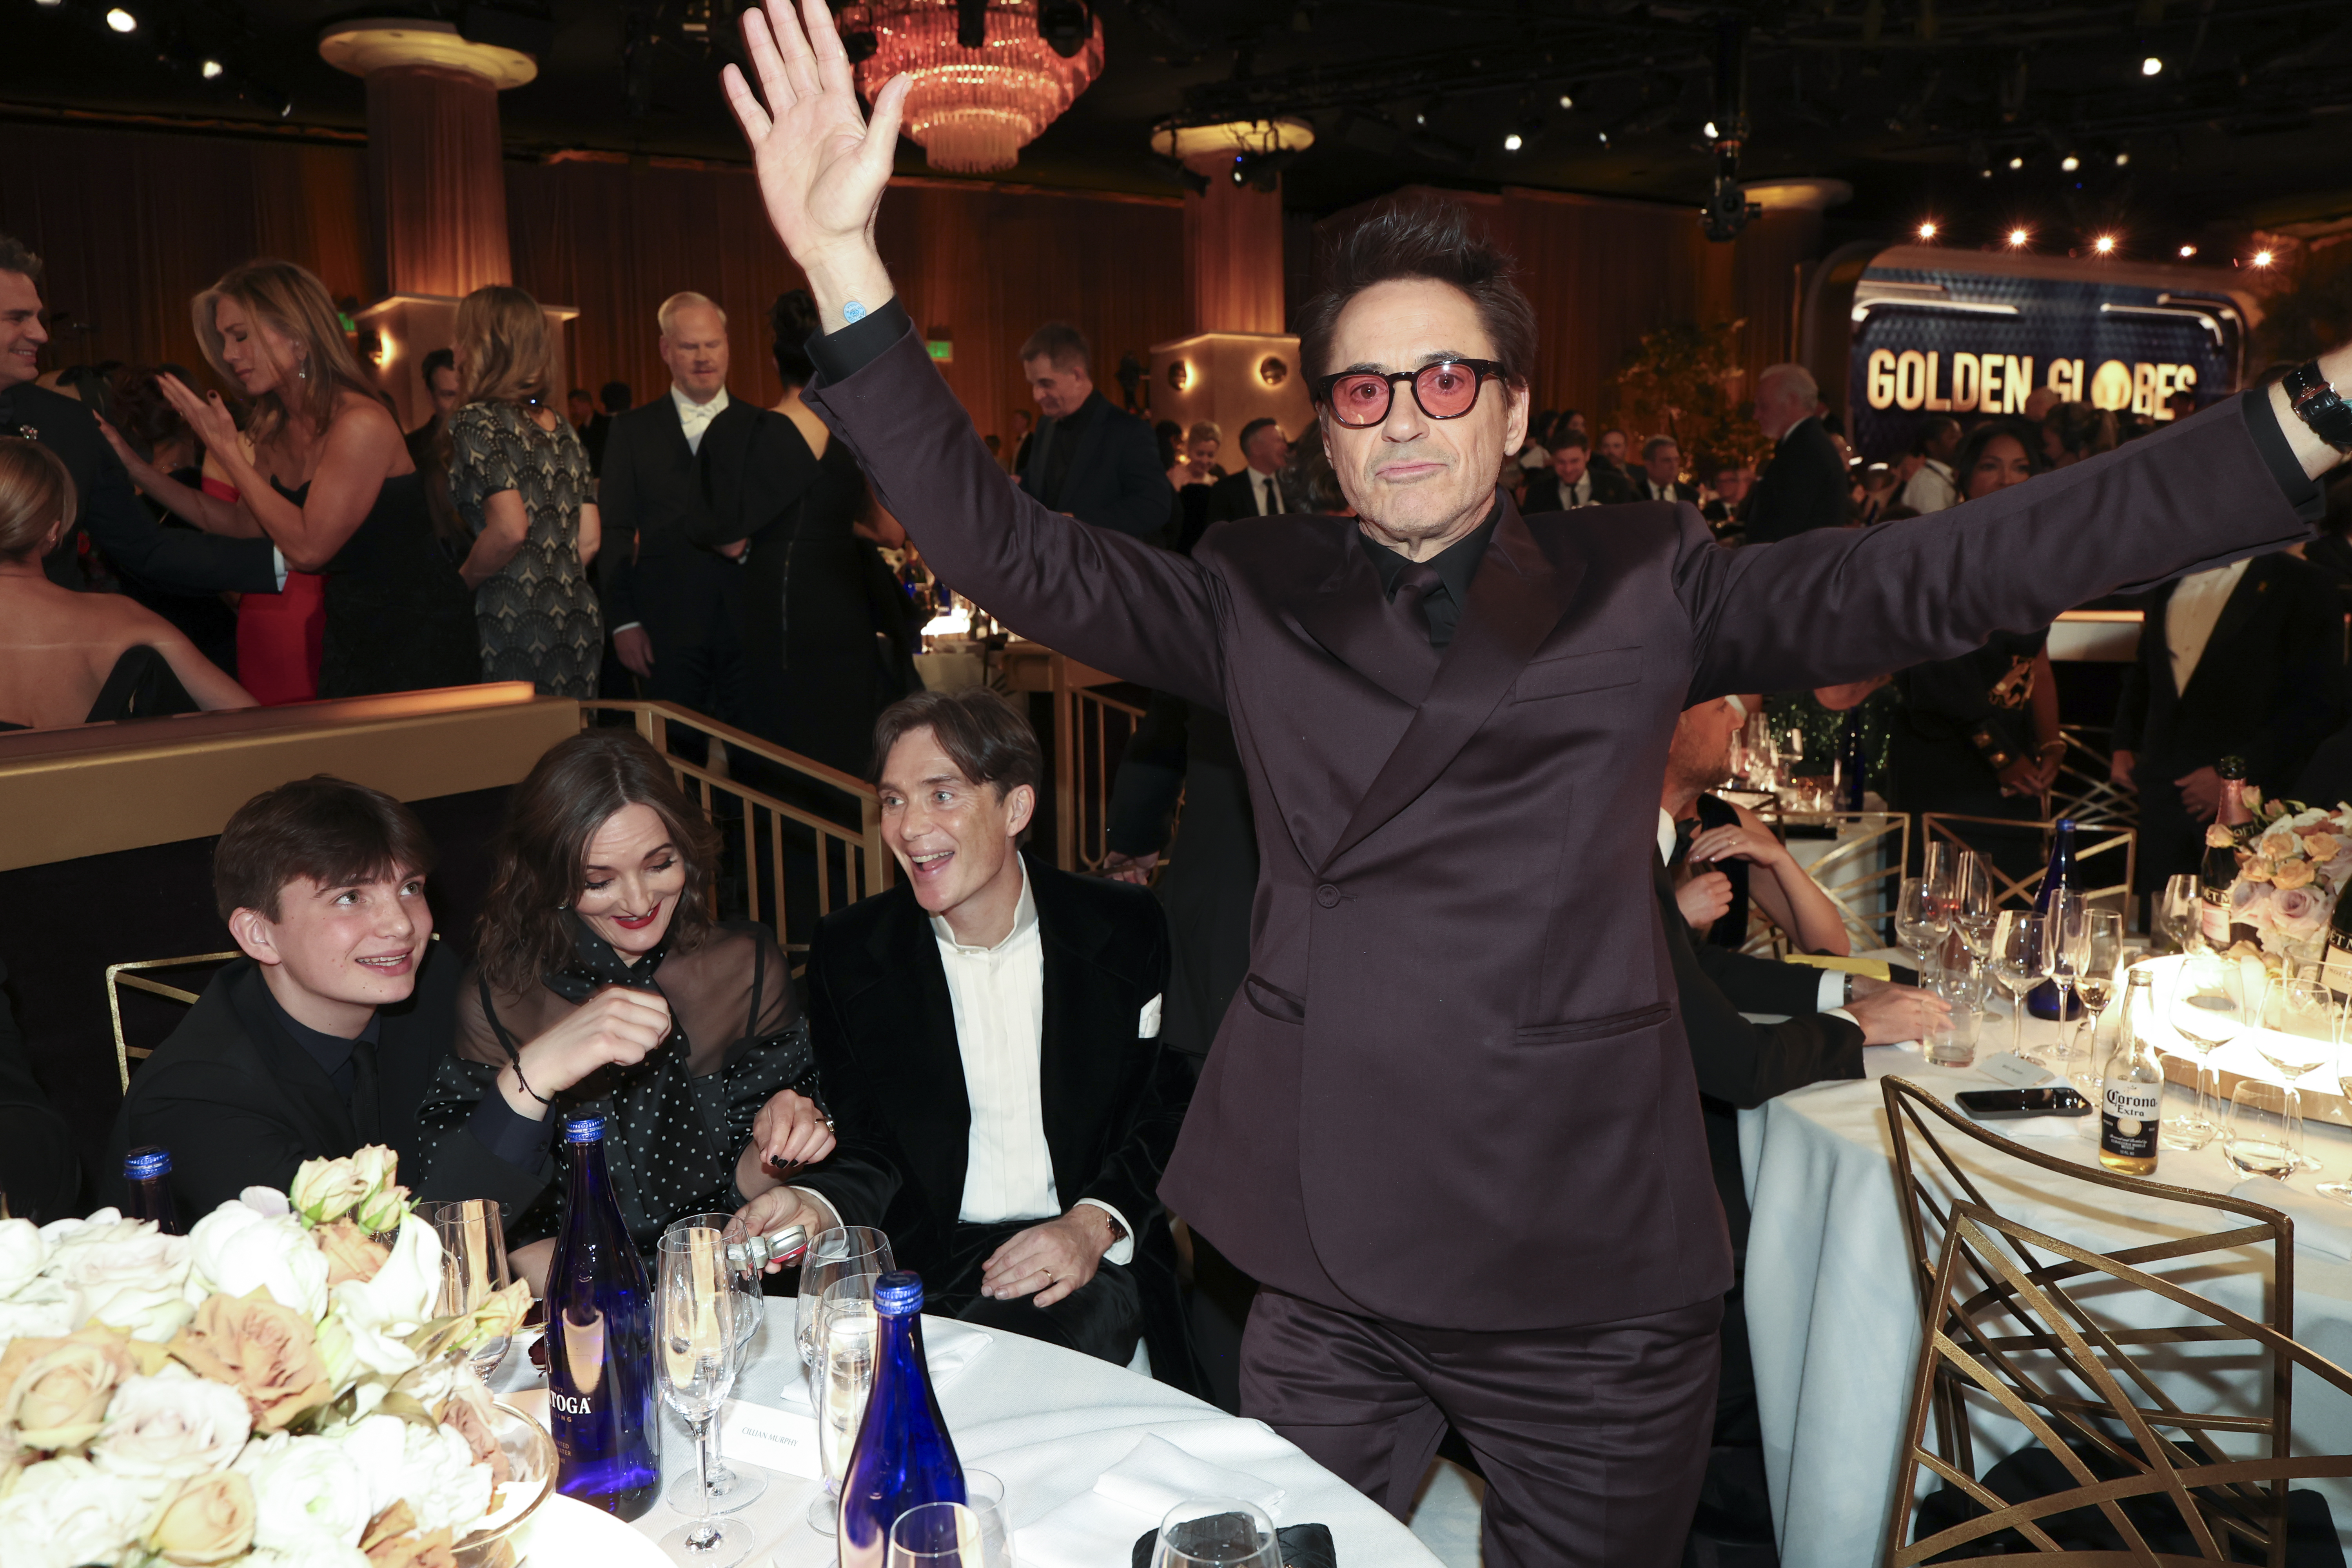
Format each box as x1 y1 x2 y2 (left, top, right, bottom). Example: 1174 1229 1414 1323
842 300 868 323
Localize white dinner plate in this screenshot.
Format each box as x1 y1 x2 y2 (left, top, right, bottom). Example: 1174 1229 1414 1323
511 1492 670 1566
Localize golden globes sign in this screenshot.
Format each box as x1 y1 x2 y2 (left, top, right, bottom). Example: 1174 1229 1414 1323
1861 348 2200 420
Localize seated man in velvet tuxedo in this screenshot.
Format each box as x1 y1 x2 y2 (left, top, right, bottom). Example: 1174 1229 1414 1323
106 777 459 1217
739 687 1196 1387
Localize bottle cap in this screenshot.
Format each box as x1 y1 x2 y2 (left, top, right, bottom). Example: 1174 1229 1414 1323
561 1115 606 1145
2056 817 2077 831
123 1145 171 1180
873 1269 924 1316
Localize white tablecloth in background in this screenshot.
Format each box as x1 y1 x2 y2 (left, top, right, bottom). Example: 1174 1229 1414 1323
501 1307 1440 1568
1741 958 2352 1565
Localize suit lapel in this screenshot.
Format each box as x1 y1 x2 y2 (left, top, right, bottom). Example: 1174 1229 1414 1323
1283 532 1440 706
1323 502 1582 869
2185 558 2272 701
857 891 973 1231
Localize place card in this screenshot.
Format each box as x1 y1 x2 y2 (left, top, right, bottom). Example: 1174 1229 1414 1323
716 1397 825 1479
1978 1052 2053 1089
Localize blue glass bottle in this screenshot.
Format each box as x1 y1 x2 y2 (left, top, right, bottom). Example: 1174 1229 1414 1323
544 1116 660 1521
837 1271 965 1567
122 1146 178 1235
2027 819 2083 1020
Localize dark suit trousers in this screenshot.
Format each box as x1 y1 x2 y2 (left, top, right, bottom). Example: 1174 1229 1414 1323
634 553 747 728
1243 1288 1723 1568
927 1218 1143 1368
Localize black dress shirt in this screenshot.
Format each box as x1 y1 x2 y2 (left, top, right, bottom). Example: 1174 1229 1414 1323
1356 504 1503 649
257 985 383 1140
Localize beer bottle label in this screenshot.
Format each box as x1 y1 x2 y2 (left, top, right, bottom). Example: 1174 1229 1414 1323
2101 1082 2161 1161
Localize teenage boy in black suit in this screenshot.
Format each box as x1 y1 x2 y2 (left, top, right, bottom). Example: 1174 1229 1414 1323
105 777 458 1216
738 687 1198 1389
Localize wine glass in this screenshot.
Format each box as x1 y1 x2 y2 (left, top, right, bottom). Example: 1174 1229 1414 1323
1991 911 2046 1063
421 1200 512 1382
2159 873 2201 954
888 1502 986 1568
796 1225 894 1369
809 1275 879 1535
1151 1498 1283 1568
2224 1078 2301 1183
2071 909 2126 1092
962 1471 1014 1568
1921 840 1955 913
1896 878 1950 983
2320 1039 2352 1206
2164 951 2250 1149
663 1213 768 1514
655 1226 751 1568
2039 887 2091 1073
1951 853 1998 976
2257 973 2335 1172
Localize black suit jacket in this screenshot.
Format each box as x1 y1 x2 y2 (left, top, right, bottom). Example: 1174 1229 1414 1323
805 305 2320 1332
0 382 276 596
597 393 758 633
1205 467 1287 524
2114 551 2344 887
103 947 458 1218
1630 477 1703 506
1018 391 1169 541
1522 468 1633 513
1742 417 1850 544
797 856 1197 1389
0 958 77 1223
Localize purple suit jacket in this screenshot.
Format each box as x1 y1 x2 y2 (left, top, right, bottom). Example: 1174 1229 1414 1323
810 322 2314 1332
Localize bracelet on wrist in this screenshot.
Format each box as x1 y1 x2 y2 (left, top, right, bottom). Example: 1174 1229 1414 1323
2286 362 2352 453
506 1058 552 1107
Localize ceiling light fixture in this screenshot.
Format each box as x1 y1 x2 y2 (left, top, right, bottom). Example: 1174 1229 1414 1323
2060 154 2080 171
2008 155 2024 170
201 57 223 77
1917 220 1938 241
841 0 1104 172
2142 56 2162 76
2007 227 2030 247
1503 131 1523 151
1703 120 1719 140
2253 249 2276 267
2178 244 2197 258
2092 234 2117 255
2114 151 2130 166
105 7 135 30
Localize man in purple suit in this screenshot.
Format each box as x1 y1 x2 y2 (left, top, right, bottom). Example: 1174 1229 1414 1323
719 5 2349 1559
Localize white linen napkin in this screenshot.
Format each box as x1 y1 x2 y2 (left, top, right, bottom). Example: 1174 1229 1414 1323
2229 1178 2352 1260
1014 1434 1286 1568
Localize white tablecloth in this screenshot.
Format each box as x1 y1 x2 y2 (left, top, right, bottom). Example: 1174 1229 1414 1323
1741 958 2352 1564
500 1305 1441 1567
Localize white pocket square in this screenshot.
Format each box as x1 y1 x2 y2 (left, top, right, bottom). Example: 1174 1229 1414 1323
1138 994 1163 1038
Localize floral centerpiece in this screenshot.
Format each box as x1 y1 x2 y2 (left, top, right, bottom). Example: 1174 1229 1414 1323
0 1149 533 1568
2216 789 2352 966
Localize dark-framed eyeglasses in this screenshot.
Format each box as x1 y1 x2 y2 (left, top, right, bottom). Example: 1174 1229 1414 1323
1311 360 1504 428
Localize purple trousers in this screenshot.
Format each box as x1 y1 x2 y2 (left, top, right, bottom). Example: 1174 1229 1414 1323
1241 1289 1724 1568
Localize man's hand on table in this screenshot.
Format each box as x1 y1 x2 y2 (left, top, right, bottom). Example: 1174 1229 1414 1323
1677 869 1734 930
980 1208 1117 1309
1846 984 1949 1047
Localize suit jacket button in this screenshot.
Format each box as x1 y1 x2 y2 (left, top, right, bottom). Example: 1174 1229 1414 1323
1316 884 1340 908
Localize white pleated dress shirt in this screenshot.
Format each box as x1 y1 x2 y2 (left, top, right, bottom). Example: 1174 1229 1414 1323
2165 559 2250 694
931 860 1134 1266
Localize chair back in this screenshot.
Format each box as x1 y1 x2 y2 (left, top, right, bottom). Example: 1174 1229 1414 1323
1881 1076 2325 1564
1922 813 2134 912
1735 808 1908 956
105 952 238 1091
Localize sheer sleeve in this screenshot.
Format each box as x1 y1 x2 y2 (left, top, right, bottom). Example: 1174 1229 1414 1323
412 967 560 1230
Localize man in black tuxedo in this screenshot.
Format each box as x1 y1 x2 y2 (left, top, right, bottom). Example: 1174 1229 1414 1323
1632 435 1702 505
1205 417 1292 523
1742 363 1850 543
741 688 1196 1387
105 778 458 1218
1016 322 1169 542
1521 431 1630 512
0 958 76 1223
0 234 277 597
403 347 461 471
582 379 630 477
2111 551 2344 894
598 292 753 720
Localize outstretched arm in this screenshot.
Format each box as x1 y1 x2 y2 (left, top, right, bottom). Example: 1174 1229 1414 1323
721 0 1224 706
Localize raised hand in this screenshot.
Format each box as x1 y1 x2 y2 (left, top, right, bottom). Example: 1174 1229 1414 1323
722 0 909 316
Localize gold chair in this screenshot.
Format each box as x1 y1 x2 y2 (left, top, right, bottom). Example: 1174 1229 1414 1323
1880 1076 2350 1564
105 952 238 1092
1734 808 1909 957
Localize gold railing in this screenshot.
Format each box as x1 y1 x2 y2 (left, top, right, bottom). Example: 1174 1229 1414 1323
583 702 889 960
1050 662 1146 874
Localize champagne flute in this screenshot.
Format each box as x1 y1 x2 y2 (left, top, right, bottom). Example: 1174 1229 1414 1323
1896 878 1949 984
1152 1498 1283 1568
1952 852 1998 976
809 1274 879 1535
2164 951 2249 1149
2040 887 2091 1072
796 1225 894 1370
1921 840 1955 915
2257 973 2333 1173
421 1200 512 1382
1991 911 2045 1062
655 1227 751 1568
888 1502 986 1568
663 1213 768 1514
2159 873 2201 954
2072 909 2125 1092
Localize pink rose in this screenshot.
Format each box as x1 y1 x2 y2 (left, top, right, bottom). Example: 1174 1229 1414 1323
2232 880 2273 918
2272 884 2327 938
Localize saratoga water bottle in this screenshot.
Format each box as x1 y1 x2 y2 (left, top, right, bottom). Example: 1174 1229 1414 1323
545 1116 660 1520
837 1271 964 1567
2027 819 2083 1021
121 1145 179 1234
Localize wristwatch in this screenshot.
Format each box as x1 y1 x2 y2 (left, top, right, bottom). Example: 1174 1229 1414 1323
2285 362 2352 452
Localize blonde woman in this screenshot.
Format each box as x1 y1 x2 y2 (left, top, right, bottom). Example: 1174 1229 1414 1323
133 258 477 697
444 285 602 696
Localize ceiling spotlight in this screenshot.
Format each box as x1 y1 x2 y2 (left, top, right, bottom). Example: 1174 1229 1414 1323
2007 227 2030 247
1703 120 1719 141
105 7 135 30
1917 220 1939 241
1503 131 1523 152
33 0 60 7
2253 249 2276 267
1979 168 1992 179
2092 234 2117 255
1557 93 1573 111
200 57 223 78
2008 155 2024 170
1596 129 1610 145
2060 154 2080 172
2114 151 2130 167
2142 55 2163 76
2178 244 2198 258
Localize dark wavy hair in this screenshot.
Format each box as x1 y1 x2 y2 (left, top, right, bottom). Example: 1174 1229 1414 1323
1296 199 1536 389
474 730 722 992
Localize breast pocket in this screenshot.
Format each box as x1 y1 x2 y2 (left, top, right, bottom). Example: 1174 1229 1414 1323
1512 645 1643 704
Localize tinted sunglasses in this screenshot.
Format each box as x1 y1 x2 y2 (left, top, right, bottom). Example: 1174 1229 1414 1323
1311 360 1504 428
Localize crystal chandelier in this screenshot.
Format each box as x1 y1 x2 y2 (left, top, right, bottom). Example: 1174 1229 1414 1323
842 0 1103 175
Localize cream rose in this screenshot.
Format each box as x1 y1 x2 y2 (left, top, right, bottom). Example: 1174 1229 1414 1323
0 1216 44 1299
289 1156 374 1228
2207 823 2238 849
2273 857 2318 891
93 1368 252 1479
315 1220 392 1287
2303 831 2341 863
2 1327 139 1450
334 1413 493 1535
147 1468 258 1565
45 1216 194 1341
325 1213 442 1379
0 1454 165 1568
169 1291 334 1434
187 1203 328 1319
235 1431 372 1552
2272 884 2328 939
2243 857 2277 884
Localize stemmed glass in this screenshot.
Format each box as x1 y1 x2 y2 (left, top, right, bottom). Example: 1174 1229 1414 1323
2257 973 2336 1173
1991 911 2045 1063
2071 909 2126 1091
655 1226 751 1568
421 1200 512 1382
2321 1038 2352 1206
1896 878 1950 984
1151 1498 1284 1568
2159 873 2202 954
889 1502 987 1568
797 1226 894 1370
809 1274 880 1535
2164 951 2251 1149
2039 887 2091 1073
664 1213 768 1514
1951 853 1999 980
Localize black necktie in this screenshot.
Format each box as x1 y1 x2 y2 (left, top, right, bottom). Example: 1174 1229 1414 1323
1390 560 1444 645
348 1038 382 1142
1261 475 1281 515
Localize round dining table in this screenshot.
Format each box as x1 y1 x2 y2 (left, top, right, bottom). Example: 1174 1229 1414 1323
1740 952 2352 1566
497 1302 1446 1567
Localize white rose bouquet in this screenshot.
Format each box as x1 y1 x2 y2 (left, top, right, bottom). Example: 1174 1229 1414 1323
2217 790 2352 965
0 1148 535 1568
